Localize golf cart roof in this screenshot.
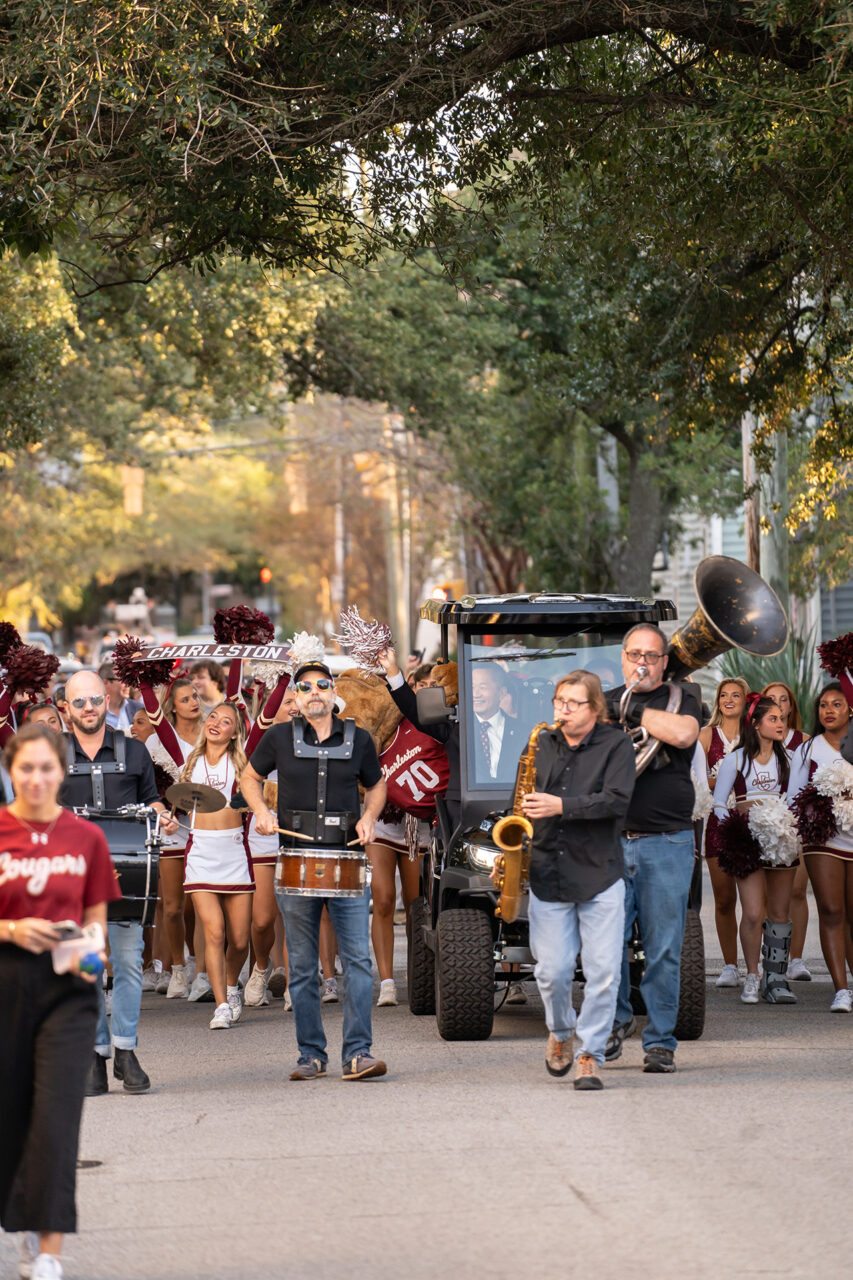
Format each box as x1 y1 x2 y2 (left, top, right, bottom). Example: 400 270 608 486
420 593 677 630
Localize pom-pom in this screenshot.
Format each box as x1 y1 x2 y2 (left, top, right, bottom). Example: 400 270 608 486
330 606 392 675
691 768 713 821
3 645 60 698
818 632 853 679
0 621 23 666
213 606 274 646
791 784 837 846
152 762 178 803
113 635 176 689
284 631 326 676
812 758 853 801
716 808 763 879
747 795 801 867
252 661 290 692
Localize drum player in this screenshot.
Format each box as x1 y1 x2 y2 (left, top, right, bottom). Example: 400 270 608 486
59 670 179 1097
240 660 389 1080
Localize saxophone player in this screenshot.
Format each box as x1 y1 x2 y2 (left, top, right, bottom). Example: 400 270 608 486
520 670 635 1089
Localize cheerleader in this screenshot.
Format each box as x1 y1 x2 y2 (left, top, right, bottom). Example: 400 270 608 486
181 702 254 1029
713 696 796 1004
698 678 748 988
763 682 812 980
788 683 853 1012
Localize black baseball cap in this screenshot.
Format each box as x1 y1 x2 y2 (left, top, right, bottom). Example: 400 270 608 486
292 661 334 684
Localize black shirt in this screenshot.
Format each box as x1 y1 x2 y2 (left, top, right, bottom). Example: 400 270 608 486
249 716 383 828
59 728 160 810
529 721 636 903
605 682 701 832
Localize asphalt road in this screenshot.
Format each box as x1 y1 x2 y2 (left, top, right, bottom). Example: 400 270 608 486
2 873 850 1280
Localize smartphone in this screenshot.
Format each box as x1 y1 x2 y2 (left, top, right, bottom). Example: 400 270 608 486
53 920 83 940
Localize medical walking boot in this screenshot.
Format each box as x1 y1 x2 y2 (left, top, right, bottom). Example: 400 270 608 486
760 919 797 1004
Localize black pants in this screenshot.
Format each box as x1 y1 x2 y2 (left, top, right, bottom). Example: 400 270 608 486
0 945 97 1234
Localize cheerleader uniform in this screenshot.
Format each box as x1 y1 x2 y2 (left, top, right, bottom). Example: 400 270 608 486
783 727 808 755
713 747 794 869
247 770 280 866
146 734 196 861
183 755 255 894
788 736 853 862
704 726 740 858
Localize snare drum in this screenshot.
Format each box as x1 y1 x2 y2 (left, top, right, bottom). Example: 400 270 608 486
84 816 161 928
275 848 370 898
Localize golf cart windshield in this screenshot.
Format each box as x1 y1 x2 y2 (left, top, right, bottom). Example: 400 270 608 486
461 631 623 791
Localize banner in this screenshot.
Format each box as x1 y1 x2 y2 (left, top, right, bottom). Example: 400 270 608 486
133 642 290 664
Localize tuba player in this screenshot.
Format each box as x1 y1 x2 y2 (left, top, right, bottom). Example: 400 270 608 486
520 670 635 1089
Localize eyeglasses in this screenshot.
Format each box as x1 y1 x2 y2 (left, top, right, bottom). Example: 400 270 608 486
295 678 333 693
553 697 589 711
624 650 666 664
70 695 105 709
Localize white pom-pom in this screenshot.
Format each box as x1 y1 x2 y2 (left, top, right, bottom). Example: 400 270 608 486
831 795 853 833
330 606 393 675
148 742 181 782
691 769 713 821
252 660 287 692
813 758 853 800
284 631 326 676
748 795 801 867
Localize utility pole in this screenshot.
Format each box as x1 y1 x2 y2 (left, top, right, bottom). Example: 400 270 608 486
759 430 790 617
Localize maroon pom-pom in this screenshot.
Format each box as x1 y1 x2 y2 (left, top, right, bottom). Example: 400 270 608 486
113 635 175 689
213 606 274 646
3 645 60 698
791 784 838 846
716 808 763 879
152 762 177 803
818 632 853 680
0 621 23 666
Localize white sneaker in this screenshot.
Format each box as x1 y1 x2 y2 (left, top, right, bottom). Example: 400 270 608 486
166 967 189 999
141 965 158 992
321 977 339 1004
283 988 292 1012
155 969 171 994
18 1232 38 1279
377 979 398 1007
226 988 243 1023
244 961 272 1007
741 973 760 1004
188 973 213 1003
185 956 198 986
716 964 740 988
104 986 113 1015
31 1256 63 1280
507 982 528 1005
209 1002 232 1029
787 957 812 981
830 988 853 1012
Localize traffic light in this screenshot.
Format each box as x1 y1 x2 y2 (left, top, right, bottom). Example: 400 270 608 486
259 567 273 584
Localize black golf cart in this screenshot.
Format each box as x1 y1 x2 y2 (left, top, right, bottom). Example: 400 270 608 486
406 591 706 1042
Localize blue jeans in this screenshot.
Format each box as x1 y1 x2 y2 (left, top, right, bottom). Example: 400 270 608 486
615 830 695 1052
529 879 626 1065
277 890 374 1066
94 923 144 1055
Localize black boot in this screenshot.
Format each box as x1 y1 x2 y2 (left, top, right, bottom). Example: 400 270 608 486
86 1051 108 1097
113 1048 151 1093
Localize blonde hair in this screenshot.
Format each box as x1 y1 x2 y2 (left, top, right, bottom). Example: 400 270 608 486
761 681 803 732
555 670 607 723
180 702 247 787
160 677 196 728
709 677 750 729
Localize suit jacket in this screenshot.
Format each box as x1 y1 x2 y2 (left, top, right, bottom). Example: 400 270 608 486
473 712 524 788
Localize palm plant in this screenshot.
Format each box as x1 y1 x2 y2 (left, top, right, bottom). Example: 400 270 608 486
719 627 824 729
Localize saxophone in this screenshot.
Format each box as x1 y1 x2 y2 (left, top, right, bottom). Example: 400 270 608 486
492 721 551 923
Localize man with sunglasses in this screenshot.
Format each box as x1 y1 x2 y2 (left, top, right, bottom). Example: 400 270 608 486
603 625 701 1074
241 662 389 1081
60 670 178 1097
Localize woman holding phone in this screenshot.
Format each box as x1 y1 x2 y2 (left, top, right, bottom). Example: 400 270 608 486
0 723 119 1280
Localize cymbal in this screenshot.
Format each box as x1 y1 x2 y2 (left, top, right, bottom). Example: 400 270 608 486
165 782 227 814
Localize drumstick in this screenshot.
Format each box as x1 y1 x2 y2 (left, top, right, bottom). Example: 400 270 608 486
346 837 363 847
275 826 314 842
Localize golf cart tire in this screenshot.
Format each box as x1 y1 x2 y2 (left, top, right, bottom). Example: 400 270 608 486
674 908 706 1041
435 908 495 1041
407 897 436 1015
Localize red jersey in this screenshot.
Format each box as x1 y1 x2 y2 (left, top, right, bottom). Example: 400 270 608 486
380 720 450 817
0 809 120 924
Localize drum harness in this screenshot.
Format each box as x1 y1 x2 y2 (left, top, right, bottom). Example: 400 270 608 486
65 728 127 811
285 718 359 843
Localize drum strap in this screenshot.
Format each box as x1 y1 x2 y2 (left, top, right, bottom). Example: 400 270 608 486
291 719 356 825
65 730 127 810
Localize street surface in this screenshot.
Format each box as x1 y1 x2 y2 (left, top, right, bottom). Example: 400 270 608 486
2 871 850 1280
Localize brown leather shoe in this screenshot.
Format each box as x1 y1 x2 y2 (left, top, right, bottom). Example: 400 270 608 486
545 1033 572 1077
574 1054 603 1090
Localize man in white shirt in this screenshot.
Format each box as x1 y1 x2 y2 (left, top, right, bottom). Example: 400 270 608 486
472 665 518 783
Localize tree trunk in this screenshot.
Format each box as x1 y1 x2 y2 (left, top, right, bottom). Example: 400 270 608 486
609 448 668 596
